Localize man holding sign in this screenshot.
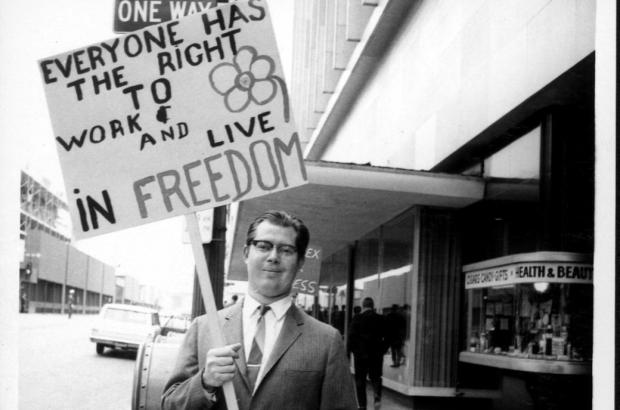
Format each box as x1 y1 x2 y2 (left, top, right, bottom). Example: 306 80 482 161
38 1 348 408
162 210 357 409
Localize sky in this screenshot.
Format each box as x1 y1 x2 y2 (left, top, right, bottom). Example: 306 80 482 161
0 0 294 295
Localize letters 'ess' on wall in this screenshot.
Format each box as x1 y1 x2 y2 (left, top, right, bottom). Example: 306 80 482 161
40 0 306 240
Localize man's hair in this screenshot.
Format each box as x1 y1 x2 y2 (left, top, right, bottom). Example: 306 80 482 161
245 210 310 260
362 297 374 309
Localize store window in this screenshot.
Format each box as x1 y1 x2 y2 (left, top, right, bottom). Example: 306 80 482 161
69 288 84 307
35 279 62 303
348 211 415 385
87 291 100 307
353 229 380 308
462 252 592 371
321 248 349 333
379 212 414 383
467 283 592 360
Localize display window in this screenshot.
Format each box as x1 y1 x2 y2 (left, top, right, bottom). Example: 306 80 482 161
467 283 592 360
351 212 414 386
461 252 592 373
315 209 416 388
300 246 349 328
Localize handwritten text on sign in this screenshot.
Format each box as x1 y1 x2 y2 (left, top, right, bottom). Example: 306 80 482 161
40 0 307 240
464 262 593 289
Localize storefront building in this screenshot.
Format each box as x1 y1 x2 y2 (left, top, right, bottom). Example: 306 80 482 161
227 1 595 408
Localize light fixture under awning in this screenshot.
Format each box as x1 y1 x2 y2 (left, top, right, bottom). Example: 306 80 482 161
226 161 484 281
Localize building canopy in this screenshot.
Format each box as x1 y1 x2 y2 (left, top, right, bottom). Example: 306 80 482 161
227 161 485 280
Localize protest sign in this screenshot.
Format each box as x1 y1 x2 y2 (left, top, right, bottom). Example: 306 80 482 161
40 0 307 240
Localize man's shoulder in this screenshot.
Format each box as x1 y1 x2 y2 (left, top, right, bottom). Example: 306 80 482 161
219 303 239 316
193 304 240 326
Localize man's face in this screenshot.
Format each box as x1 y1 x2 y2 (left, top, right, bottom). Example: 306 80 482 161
244 220 303 304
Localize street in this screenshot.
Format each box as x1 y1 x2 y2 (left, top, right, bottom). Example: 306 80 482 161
19 313 136 410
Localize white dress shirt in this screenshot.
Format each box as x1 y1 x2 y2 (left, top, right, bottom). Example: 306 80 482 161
242 295 292 388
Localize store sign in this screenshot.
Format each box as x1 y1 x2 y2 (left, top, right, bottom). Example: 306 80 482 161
292 246 322 296
113 0 237 33
465 262 593 289
40 0 307 240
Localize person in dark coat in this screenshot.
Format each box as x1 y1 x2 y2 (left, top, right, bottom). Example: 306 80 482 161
348 297 388 410
385 304 406 367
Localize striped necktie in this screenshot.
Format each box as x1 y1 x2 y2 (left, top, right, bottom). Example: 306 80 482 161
247 304 270 391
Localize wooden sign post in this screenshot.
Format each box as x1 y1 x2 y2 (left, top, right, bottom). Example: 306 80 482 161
186 212 237 409
39 1 307 407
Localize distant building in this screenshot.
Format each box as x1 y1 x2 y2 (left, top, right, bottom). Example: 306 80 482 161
20 170 115 313
115 274 142 306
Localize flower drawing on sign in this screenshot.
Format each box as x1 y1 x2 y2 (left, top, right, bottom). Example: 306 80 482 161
209 46 290 122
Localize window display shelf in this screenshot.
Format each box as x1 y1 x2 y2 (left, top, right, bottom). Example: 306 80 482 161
459 351 591 375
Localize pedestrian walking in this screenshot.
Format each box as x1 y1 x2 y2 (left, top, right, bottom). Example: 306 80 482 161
386 304 406 367
348 297 388 410
67 289 75 319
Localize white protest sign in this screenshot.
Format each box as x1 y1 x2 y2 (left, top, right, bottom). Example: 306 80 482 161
40 0 307 240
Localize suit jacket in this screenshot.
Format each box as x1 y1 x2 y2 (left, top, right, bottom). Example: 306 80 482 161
161 302 357 410
348 310 388 359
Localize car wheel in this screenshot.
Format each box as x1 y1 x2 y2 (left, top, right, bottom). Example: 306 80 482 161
96 343 105 355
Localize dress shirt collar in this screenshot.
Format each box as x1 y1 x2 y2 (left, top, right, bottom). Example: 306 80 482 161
243 294 292 322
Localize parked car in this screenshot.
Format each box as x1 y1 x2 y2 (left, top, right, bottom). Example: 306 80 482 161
90 303 161 355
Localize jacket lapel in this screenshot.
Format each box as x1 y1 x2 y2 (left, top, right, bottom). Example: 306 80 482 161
257 305 303 387
221 303 252 392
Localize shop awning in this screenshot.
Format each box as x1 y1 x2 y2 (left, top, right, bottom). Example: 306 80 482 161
226 161 489 281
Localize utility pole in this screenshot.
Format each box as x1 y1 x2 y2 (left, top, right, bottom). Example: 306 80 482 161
83 257 89 314
61 242 70 314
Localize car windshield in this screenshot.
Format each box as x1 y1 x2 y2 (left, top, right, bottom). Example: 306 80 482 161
104 308 158 325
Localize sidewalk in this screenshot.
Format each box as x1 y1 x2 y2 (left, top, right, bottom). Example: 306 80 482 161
360 384 494 410
361 385 412 410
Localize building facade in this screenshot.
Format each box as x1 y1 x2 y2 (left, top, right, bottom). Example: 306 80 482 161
226 1 596 409
20 171 142 313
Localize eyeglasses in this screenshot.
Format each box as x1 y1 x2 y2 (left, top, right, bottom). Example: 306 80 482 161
250 240 297 257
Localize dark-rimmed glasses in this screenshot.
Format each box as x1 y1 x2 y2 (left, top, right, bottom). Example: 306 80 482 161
250 240 297 257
